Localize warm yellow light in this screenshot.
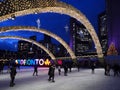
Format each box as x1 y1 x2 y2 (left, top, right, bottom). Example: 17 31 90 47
0 36 56 60
0 0 103 58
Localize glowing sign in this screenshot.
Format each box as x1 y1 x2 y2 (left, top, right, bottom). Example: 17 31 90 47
15 59 51 66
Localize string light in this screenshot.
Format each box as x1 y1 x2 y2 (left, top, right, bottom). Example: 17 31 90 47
0 0 57 16
0 26 76 59
0 0 103 58
0 36 55 60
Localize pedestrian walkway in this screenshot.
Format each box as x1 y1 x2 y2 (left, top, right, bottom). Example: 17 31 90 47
0 68 120 90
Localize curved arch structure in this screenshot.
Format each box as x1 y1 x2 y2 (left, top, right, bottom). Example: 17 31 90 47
0 26 76 59
0 0 103 58
0 36 56 60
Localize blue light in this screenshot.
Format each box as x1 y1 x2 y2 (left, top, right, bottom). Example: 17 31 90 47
0 0 105 51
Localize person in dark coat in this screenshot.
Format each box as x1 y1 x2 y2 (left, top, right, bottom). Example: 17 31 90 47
113 64 119 76
104 64 110 76
0 61 4 74
33 65 38 76
48 64 55 82
10 65 17 87
91 62 96 74
76 62 81 72
63 64 68 76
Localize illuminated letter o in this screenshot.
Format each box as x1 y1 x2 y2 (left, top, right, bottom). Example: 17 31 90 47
39 59 44 66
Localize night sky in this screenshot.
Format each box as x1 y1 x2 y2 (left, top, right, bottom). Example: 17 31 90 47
0 0 105 51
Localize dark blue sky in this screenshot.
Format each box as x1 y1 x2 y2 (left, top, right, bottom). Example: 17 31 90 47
0 0 105 51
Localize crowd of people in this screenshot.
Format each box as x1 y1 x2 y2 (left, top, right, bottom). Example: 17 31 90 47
104 63 120 76
1 59 120 87
0 61 5 74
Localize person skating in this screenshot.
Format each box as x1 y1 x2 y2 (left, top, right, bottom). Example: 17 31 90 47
48 64 55 82
9 65 17 87
58 65 61 75
91 62 96 74
33 65 38 76
63 64 68 76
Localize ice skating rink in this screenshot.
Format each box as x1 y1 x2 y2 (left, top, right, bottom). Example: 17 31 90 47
0 68 120 90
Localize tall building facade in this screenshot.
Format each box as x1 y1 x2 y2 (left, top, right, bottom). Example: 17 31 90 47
18 40 30 58
98 12 108 55
17 35 57 59
38 34 57 58
29 35 37 53
18 36 37 58
56 44 68 57
18 41 30 52
70 18 93 56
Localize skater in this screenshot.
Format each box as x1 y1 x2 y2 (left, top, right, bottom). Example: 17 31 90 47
9 65 17 87
48 64 55 82
63 64 68 76
33 65 38 76
104 64 110 76
91 62 96 74
58 65 61 75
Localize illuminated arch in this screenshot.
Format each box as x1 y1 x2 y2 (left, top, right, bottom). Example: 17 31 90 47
0 26 76 59
0 0 103 58
0 36 56 60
